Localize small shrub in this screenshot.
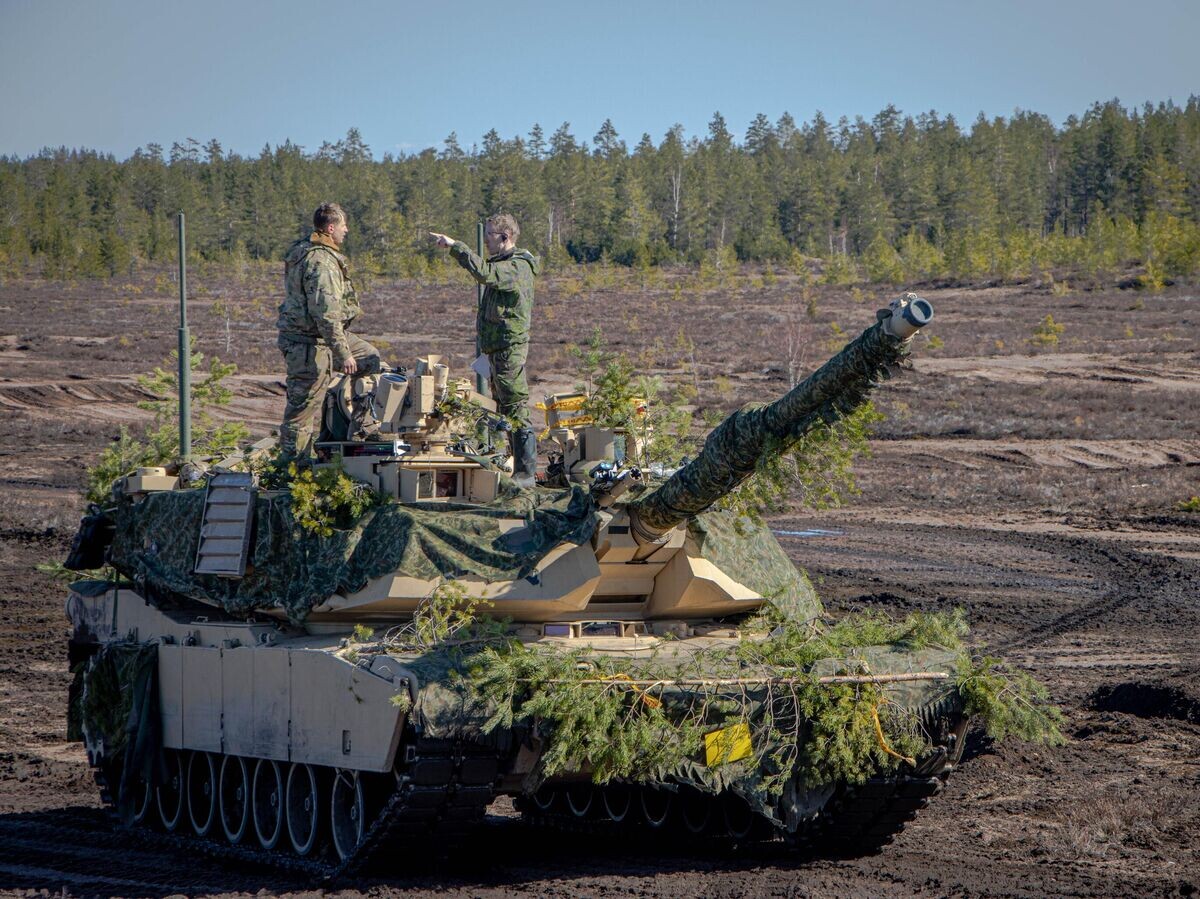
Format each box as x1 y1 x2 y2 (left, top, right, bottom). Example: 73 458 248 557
955 656 1065 745
85 342 249 503
1177 496 1200 513
717 401 884 522
863 234 904 284
821 253 859 286
1030 314 1065 348
288 462 381 536
1046 273 1072 296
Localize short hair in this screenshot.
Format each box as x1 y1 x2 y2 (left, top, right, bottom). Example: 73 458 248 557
313 203 347 231
486 212 519 242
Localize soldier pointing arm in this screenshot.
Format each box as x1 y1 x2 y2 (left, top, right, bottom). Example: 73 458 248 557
430 214 541 486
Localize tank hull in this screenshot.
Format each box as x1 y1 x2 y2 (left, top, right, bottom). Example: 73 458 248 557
67 579 965 876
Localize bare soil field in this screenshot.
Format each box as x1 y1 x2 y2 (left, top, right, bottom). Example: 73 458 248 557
0 268 1198 897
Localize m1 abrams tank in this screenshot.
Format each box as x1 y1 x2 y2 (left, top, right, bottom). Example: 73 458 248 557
65 294 960 879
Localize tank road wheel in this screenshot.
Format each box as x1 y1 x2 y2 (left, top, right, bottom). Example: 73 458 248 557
680 789 711 834
186 752 218 836
565 784 594 818
130 770 153 825
639 787 673 829
530 785 557 812
252 759 285 850
330 769 365 862
721 794 756 840
602 785 633 823
285 763 322 857
156 749 185 832
219 755 251 844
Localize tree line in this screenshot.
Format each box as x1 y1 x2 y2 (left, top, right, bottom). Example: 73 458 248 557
2 98 1198 284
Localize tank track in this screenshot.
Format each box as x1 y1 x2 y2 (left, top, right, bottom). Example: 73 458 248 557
515 733 961 856
90 732 501 883
515 771 948 853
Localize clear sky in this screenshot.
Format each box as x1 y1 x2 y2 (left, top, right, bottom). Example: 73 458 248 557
2 0 1196 159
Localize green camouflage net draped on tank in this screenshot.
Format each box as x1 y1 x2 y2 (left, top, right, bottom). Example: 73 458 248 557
106 477 819 625
70 638 164 814
685 508 821 621
393 641 959 822
70 639 158 755
108 483 599 623
661 645 961 820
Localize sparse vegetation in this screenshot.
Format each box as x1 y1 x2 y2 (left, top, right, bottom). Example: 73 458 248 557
287 461 382 537
717 403 884 523
84 342 249 503
1030 314 1066 348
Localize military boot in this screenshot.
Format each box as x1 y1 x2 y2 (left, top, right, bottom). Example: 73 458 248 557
510 427 538 489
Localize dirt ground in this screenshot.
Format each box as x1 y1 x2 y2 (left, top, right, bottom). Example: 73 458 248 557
0 267 1198 898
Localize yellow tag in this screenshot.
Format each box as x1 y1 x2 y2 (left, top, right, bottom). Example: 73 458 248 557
539 394 589 413
554 414 595 429
704 723 753 766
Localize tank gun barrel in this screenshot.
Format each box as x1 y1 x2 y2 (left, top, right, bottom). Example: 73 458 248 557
627 295 933 545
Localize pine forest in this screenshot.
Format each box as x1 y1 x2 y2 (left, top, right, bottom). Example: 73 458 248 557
2 99 1199 287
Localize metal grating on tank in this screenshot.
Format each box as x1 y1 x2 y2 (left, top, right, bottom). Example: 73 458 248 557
194 471 255 577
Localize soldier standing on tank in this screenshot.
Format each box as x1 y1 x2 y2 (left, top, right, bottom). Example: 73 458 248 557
277 203 381 462
429 214 541 486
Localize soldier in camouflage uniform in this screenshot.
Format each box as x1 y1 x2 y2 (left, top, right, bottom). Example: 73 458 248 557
277 203 381 461
430 214 541 486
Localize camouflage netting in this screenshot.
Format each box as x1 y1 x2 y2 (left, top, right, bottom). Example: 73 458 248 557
663 646 962 820
70 639 164 815
686 508 821 622
394 640 960 822
107 471 820 625
109 482 599 623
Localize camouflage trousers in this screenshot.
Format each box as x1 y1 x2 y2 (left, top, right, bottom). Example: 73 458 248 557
278 333 380 459
488 343 531 430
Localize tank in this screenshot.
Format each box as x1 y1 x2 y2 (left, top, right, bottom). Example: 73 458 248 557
64 294 965 878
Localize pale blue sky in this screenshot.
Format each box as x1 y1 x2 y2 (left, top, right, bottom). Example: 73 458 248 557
1 0 1196 159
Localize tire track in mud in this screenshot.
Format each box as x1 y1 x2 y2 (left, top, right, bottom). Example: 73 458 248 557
917 352 1200 392
883 437 1200 471
986 531 1199 655
786 520 1199 662
0 378 154 410
0 809 311 894
0 375 283 411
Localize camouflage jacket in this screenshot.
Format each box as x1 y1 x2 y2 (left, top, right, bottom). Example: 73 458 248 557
449 243 540 354
277 232 362 367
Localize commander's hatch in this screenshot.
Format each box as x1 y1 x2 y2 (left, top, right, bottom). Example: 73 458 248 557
194 471 255 578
